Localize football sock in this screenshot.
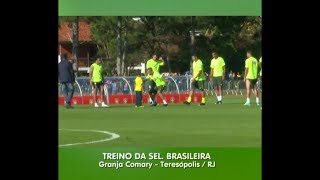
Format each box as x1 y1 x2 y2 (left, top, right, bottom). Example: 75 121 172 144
163 100 167 104
256 97 259 104
246 98 250 103
187 97 192 103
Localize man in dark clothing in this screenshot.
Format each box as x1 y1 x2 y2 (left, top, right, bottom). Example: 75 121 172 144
58 53 75 108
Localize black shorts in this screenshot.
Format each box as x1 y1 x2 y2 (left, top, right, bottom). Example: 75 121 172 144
92 81 104 89
155 85 166 93
191 80 205 90
212 76 223 87
148 80 157 94
247 79 258 85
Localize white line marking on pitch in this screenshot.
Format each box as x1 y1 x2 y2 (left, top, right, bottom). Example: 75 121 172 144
59 129 120 147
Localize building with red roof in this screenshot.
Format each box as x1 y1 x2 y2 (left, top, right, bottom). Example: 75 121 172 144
58 21 97 74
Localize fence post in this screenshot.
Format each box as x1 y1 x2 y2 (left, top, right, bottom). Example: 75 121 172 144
75 79 83 104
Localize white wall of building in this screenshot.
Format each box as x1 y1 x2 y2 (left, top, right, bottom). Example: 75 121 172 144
127 62 145 74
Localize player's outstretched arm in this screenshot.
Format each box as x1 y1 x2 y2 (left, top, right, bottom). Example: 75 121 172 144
158 57 165 66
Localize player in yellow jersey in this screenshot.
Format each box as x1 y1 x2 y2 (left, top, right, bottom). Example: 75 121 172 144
259 57 262 110
134 72 144 108
210 51 226 104
243 50 259 106
146 68 168 107
184 54 206 106
89 58 109 108
146 53 164 104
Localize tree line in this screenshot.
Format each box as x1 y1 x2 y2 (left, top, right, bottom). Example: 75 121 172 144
59 16 261 76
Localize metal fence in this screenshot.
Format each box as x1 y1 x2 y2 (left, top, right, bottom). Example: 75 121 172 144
58 76 262 98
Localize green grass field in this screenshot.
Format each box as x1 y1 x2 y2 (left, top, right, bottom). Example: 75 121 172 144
59 95 261 148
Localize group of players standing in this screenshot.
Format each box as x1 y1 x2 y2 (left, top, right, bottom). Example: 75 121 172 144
59 49 262 108
143 50 262 107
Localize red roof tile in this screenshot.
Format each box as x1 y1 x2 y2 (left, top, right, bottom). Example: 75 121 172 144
59 21 92 42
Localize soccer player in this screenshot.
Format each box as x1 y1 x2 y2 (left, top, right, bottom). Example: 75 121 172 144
210 51 226 104
184 55 206 105
146 68 168 106
243 50 259 106
146 53 164 104
134 72 144 108
259 57 262 110
58 53 75 109
89 58 109 108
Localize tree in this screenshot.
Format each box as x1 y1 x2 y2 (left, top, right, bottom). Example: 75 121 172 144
85 16 262 75
58 16 80 76
116 16 122 76
132 17 192 73
237 16 262 55
121 17 128 76
90 17 135 76
190 16 196 73
72 16 79 77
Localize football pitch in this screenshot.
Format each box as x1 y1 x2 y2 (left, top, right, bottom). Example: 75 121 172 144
59 95 261 148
